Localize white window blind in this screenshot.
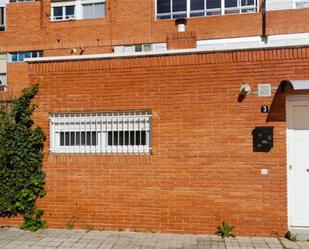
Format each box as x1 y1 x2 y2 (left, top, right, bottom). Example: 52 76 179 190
82 2 105 19
49 111 152 154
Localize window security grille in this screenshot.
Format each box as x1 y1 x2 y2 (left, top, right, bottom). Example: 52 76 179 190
49 111 152 154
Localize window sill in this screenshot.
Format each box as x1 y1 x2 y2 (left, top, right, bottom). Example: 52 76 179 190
50 17 106 23
155 11 259 21
50 18 76 22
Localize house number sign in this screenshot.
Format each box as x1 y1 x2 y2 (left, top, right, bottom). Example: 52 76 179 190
261 105 269 113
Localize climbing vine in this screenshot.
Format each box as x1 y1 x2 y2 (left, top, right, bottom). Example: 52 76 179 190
0 84 46 231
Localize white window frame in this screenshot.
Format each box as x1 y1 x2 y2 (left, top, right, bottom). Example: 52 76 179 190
0 73 7 91
49 111 152 154
113 43 167 54
51 3 76 21
8 51 43 62
9 0 35 3
155 0 259 19
81 0 105 19
294 0 309 9
50 0 105 21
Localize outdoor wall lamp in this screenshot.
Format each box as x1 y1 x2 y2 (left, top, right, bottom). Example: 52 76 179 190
240 83 251 96
175 18 187 32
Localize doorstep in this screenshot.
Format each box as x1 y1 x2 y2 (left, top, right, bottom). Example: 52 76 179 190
289 227 309 241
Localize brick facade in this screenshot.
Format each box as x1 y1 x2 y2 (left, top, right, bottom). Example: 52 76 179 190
2 46 309 236
1 0 309 237
2 1 309 98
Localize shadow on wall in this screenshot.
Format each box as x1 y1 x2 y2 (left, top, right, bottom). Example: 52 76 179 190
266 80 309 122
266 81 290 122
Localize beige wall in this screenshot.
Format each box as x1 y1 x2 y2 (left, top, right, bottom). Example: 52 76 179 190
0 54 6 73
267 0 294 11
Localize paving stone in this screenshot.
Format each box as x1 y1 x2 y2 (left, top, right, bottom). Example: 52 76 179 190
3 228 309 249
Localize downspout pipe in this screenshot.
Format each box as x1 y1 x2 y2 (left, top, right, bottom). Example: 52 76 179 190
261 0 268 43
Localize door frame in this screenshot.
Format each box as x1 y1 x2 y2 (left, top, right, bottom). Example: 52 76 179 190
286 95 309 228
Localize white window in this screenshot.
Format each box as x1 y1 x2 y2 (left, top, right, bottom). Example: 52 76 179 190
51 4 75 21
49 111 152 154
9 0 35 3
0 73 7 91
156 0 258 19
295 0 309 8
82 2 105 19
0 54 7 91
113 43 167 54
9 51 43 62
51 0 105 21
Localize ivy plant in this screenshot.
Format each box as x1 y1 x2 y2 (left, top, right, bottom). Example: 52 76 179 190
0 84 46 231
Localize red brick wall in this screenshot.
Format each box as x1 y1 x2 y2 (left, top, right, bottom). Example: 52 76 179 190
2 1 309 98
2 1 309 58
4 47 309 236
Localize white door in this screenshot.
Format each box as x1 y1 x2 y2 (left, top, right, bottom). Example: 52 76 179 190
287 96 309 227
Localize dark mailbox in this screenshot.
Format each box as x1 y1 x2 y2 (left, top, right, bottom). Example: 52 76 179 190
253 126 274 152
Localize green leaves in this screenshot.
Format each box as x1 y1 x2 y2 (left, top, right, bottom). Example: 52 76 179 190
0 84 45 231
216 221 235 238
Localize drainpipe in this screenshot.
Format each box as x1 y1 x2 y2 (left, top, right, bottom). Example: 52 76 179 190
261 0 268 43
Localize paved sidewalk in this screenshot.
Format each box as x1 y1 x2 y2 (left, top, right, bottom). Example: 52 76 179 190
0 228 308 249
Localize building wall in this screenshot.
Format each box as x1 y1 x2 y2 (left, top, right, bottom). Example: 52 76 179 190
2 1 309 97
4 46 309 236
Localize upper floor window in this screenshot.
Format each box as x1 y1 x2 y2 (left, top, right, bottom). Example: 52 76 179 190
51 0 105 21
295 0 309 8
9 0 35 3
9 51 43 62
113 43 168 54
82 2 105 19
52 5 75 20
0 7 5 31
156 0 258 19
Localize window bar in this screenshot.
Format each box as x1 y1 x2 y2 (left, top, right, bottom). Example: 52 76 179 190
143 116 146 153
121 118 124 153
133 116 136 152
106 118 108 153
128 116 130 154
79 116 81 152
67 121 70 152
111 118 114 152
95 115 97 153
100 119 103 153
89 117 92 152
147 117 150 153
117 115 119 152
138 117 141 153
84 117 87 152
